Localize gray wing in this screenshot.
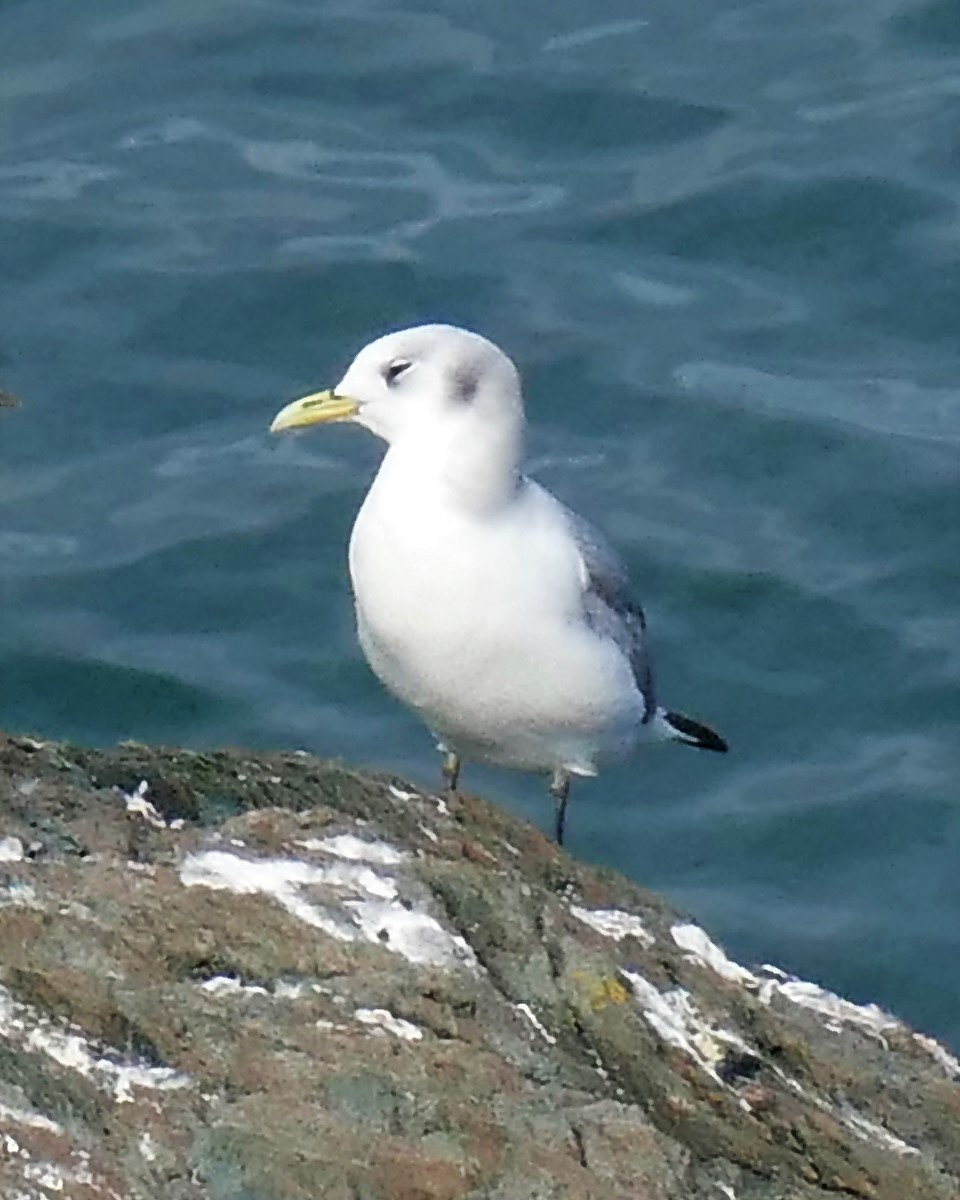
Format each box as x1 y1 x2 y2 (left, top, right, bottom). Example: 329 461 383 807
561 504 656 722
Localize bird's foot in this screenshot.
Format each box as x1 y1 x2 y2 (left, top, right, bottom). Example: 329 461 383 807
440 750 461 794
549 770 571 846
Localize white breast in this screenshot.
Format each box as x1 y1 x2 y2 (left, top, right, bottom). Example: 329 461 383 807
347 452 643 771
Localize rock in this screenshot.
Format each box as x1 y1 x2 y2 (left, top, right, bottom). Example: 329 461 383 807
0 731 957 1199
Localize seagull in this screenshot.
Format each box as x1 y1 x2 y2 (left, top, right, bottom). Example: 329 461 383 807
271 324 727 844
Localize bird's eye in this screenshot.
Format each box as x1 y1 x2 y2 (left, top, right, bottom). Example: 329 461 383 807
384 359 411 386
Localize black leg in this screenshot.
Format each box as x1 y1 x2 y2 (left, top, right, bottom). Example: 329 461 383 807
549 771 570 845
441 750 461 793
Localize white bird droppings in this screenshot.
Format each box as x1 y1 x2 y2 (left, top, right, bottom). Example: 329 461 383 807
914 1032 960 1079
297 833 407 866
668 923 942 1067
354 1008 423 1040
139 1131 159 1163
0 882 42 910
0 984 188 1104
0 836 24 863
644 932 933 1155
180 849 477 971
571 905 655 947
841 1107 920 1157
122 780 184 832
515 1002 557 1045
620 970 752 1093
0 1101 63 1135
198 975 269 998
123 780 167 829
345 896 477 969
671 923 757 985
761 976 900 1040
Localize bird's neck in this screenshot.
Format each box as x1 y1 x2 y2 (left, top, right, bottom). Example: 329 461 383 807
383 420 523 514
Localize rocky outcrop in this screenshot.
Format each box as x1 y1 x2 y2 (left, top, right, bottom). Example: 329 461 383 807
0 731 957 1199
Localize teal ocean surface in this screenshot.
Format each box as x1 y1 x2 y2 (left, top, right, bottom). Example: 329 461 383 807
2 1 959 1045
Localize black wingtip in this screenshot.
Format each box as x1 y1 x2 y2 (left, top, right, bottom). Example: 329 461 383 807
664 710 729 753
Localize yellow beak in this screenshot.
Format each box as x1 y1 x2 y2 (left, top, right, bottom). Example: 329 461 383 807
269 389 360 433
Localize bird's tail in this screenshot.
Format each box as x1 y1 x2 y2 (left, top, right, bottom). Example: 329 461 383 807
655 709 728 753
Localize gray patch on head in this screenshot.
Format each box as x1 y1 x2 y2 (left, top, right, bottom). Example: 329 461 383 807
449 359 481 404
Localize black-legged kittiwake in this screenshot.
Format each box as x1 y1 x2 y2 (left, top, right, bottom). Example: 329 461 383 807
270 324 727 844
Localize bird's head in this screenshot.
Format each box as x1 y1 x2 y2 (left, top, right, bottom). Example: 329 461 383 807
270 324 524 447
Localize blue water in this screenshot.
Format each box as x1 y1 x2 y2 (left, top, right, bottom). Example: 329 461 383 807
2 0 959 1045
